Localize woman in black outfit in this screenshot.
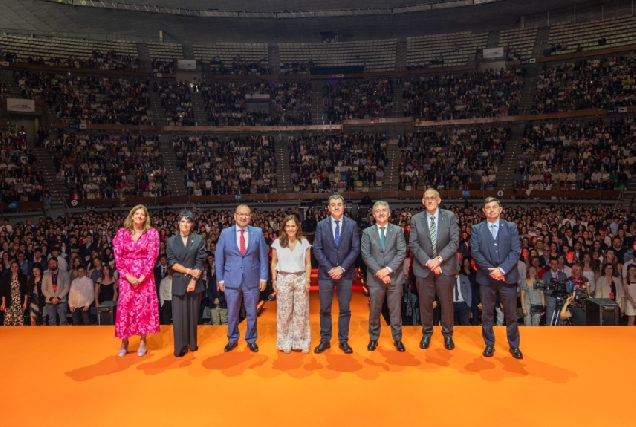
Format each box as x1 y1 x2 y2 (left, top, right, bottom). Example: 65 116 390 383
27 265 46 325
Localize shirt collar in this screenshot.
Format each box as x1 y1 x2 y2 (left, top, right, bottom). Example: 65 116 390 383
331 216 343 223
427 210 439 219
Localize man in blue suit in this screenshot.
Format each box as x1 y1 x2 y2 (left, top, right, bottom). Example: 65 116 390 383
313 195 361 354
471 197 523 359
215 205 269 352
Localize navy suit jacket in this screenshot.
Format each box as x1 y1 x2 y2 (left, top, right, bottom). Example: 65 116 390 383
470 219 521 286
313 216 360 281
215 225 269 289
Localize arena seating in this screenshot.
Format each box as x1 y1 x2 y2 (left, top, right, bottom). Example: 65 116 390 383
0 34 139 70
515 117 634 190
46 132 167 199
172 134 277 195
288 131 387 193
323 79 394 122
407 31 488 69
193 43 270 75
402 68 525 120
500 27 539 60
155 80 194 126
397 125 509 191
0 129 45 204
547 16 636 56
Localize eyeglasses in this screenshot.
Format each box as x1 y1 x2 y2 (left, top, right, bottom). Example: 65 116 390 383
236 213 251 217
422 197 438 201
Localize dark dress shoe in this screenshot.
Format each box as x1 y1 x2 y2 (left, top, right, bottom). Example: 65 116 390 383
190 346 198 352
339 342 353 354
394 340 405 352
483 345 495 357
224 341 237 352
367 340 378 351
248 343 259 352
509 347 523 359
444 336 455 350
314 341 331 354
174 350 187 357
420 336 431 349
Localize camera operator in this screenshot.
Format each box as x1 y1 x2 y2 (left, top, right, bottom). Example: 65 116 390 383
542 257 568 325
596 262 625 314
559 293 586 325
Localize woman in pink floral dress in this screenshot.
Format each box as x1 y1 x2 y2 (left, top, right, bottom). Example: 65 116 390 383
113 204 160 357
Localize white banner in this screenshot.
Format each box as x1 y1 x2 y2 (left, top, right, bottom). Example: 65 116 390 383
483 47 504 59
177 59 197 70
6 98 35 113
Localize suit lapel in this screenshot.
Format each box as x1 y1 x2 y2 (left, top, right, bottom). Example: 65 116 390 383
370 224 382 249
421 212 431 245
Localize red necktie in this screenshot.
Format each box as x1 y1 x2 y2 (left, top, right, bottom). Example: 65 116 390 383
239 229 246 256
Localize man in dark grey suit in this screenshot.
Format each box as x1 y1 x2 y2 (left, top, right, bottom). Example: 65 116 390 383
313 194 361 354
166 210 207 357
409 188 460 350
542 257 568 326
361 201 407 352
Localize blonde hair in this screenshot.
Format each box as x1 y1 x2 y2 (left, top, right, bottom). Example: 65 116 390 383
278 215 305 248
123 204 151 233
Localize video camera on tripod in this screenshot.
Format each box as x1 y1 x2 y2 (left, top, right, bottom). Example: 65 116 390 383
534 278 589 325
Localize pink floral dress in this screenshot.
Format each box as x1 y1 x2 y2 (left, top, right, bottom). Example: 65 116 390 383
112 227 160 339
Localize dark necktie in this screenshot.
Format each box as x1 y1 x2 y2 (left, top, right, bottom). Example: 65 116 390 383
334 220 341 247
162 267 166 279
239 230 246 256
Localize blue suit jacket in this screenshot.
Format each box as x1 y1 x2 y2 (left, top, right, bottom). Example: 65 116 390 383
470 219 521 286
313 216 360 280
215 225 269 289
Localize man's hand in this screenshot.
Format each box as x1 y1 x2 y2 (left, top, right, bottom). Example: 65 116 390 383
189 269 202 279
427 258 442 270
522 308 528 316
259 280 267 291
382 276 391 284
433 301 438 309
52 297 59 305
329 266 344 280
432 266 442 275
478 303 482 310
376 267 391 279
83 304 89 311
218 283 225 292
70 306 75 313
488 268 505 281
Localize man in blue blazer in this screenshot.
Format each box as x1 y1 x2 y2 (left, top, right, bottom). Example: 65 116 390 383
471 197 523 359
215 205 269 352
313 195 361 354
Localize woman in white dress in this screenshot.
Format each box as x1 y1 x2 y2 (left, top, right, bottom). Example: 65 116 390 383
581 252 598 295
271 215 312 354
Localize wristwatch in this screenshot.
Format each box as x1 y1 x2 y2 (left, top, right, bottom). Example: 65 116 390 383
437 256 443 262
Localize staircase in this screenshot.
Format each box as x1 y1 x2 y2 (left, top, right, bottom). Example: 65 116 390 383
532 26 551 58
148 88 167 124
496 124 525 190
383 139 401 191
622 177 636 204
268 44 280 75
518 64 541 115
486 30 501 49
136 43 152 72
158 135 186 197
275 136 292 193
311 81 325 125
31 147 68 210
190 91 208 125
392 78 404 118
396 38 408 71
0 69 21 97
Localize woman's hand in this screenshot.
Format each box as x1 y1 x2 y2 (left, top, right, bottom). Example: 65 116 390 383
22 302 27 311
272 278 277 293
304 280 310 294
126 274 138 287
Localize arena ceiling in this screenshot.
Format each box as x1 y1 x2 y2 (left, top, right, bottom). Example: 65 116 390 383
0 0 604 43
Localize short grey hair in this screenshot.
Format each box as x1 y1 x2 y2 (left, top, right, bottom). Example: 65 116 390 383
372 201 390 212
328 194 345 203
423 188 440 198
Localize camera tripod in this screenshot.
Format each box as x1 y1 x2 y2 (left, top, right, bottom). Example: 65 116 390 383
549 297 566 326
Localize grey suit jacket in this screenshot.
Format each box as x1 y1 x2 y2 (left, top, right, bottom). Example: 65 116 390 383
541 270 568 297
457 274 473 307
42 269 71 302
166 233 207 296
409 209 460 278
361 223 407 287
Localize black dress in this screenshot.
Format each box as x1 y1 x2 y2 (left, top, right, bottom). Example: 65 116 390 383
97 280 116 305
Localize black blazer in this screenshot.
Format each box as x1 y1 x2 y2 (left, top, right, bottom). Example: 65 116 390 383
166 233 207 296
1 274 28 307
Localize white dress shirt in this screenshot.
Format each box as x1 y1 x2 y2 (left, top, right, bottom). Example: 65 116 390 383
159 276 172 307
68 276 94 308
236 226 249 250
331 216 344 240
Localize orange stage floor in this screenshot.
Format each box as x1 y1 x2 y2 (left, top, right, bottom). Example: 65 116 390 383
1 292 634 427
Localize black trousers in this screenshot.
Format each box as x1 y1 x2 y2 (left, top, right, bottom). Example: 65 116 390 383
480 278 520 348
453 301 470 326
160 301 173 325
416 274 454 337
172 292 202 356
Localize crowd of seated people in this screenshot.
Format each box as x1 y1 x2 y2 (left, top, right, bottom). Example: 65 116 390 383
172 134 277 195
288 131 387 193
514 117 636 191
207 57 270 76
13 71 152 125
322 79 393 123
403 68 525 120
0 129 46 204
154 80 194 126
199 81 312 126
151 58 175 74
3 50 140 71
45 132 168 199
397 126 509 191
531 53 636 114
2 201 636 327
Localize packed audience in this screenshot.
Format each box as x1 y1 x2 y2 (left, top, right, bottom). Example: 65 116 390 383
322 79 394 123
531 53 636 114
3 50 140 71
13 71 153 125
288 131 388 193
403 68 525 120
44 132 169 199
0 129 46 204
172 134 277 195
2 202 636 326
514 117 636 190
397 125 509 191
199 81 312 126
154 80 195 126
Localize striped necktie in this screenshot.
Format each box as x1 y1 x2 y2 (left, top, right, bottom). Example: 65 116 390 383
430 215 437 257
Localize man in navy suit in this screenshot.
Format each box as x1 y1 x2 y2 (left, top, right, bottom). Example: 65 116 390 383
313 195 361 354
215 205 269 352
471 197 523 359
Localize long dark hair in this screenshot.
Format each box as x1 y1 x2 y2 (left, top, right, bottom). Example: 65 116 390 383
27 265 43 291
278 215 305 248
